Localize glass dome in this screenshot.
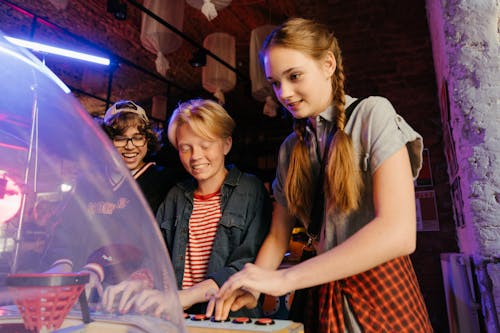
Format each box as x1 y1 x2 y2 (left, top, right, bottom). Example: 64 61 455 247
0 32 185 332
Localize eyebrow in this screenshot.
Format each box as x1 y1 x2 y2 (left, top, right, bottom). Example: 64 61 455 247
266 67 296 81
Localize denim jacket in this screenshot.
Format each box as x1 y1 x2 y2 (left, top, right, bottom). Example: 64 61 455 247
156 164 272 316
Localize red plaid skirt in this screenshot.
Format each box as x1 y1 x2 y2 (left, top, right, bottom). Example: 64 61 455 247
298 256 433 333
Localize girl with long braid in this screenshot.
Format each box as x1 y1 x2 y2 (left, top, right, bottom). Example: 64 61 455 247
209 18 433 332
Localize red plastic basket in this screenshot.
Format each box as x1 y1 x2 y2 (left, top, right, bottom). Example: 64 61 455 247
6 273 89 332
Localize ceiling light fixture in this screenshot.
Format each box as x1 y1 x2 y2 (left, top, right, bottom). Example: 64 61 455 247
189 49 207 67
4 37 111 66
107 0 127 21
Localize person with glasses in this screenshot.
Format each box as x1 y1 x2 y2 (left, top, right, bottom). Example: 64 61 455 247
41 101 184 303
102 100 185 214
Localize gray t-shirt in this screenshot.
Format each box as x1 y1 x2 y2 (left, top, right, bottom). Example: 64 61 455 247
272 95 423 252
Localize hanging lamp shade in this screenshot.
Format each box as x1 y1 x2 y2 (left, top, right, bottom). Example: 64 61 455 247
202 32 236 104
140 0 184 76
186 0 232 21
249 25 279 117
249 25 276 102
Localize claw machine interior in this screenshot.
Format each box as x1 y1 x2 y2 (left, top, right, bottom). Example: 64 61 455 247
0 30 186 333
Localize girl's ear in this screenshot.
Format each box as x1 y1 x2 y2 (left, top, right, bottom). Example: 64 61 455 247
223 136 232 156
323 51 336 78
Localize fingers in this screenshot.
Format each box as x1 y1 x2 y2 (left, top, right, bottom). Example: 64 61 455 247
102 280 144 313
121 294 137 315
206 264 264 321
204 289 217 318
205 296 216 318
207 290 259 322
216 291 238 320
133 289 165 314
102 284 119 312
117 281 143 313
216 273 245 300
103 281 129 312
154 304 165 318
209 293 230 321
231 291 259 311
132 289 153 312
210 289 253 321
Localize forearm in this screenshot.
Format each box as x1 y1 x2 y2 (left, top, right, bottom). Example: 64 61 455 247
284 148 417 290
283 215 415 291
254 235 288 269
255 203 294 269
179 279 219 309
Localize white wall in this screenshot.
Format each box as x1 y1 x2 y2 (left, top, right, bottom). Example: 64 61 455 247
426 0 500 331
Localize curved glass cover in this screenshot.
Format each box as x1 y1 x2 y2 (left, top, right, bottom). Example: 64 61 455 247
0 32 185 333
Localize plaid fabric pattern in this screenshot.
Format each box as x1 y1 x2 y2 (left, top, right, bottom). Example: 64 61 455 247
303 256 433 333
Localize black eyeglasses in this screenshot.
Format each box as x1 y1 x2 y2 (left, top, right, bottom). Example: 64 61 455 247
112 134 147 147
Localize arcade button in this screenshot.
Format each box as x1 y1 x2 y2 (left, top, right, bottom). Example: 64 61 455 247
232 317 252 324
191 314 210 321
255 318 276 326
183 313 190 319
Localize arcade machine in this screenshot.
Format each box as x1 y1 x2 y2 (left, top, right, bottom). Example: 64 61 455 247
0 31 303 333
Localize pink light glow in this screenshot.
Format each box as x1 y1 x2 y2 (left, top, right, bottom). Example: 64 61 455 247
0 172 22 223
0 142 27 152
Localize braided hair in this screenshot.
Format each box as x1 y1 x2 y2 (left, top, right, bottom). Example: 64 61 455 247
261 18 362 224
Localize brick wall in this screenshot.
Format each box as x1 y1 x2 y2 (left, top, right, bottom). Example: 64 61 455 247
0 1 465 331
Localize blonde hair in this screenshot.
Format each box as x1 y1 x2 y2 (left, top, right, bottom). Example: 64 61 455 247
262 18 362 223
167 99 235 149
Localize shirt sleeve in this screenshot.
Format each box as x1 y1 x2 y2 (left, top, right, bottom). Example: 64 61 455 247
350 96 423 179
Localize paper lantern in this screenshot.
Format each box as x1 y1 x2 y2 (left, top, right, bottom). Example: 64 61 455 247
140 0 184 76
249 25 276 102
202 32 236 104
186 0 232 21
249 25 279 117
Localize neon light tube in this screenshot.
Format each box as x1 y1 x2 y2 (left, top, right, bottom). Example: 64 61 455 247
0 43 71 93
5 37 110 66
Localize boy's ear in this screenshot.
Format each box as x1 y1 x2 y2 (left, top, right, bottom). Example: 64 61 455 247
224 137 232 156
323 51 336 77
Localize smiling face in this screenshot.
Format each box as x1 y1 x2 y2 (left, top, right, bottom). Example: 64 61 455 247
264 46 336 120
176 123 232 193
113 125 148 172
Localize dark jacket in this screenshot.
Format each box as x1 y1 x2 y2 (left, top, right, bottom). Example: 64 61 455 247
156 164 272 316
136 164 187 215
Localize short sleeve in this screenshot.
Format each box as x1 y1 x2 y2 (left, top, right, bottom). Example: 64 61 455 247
349 97 423 179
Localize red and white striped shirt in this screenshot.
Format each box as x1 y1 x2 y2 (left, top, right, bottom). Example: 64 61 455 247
182 191 221 289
